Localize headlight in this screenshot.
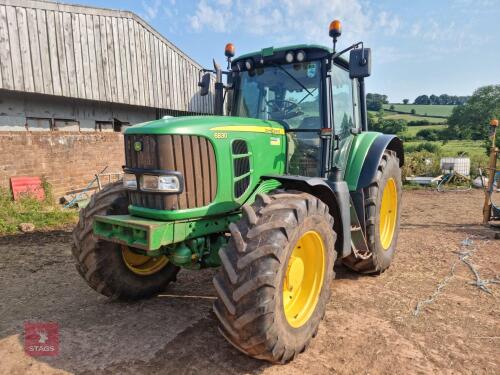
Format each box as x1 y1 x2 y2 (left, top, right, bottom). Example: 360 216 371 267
123 173 137 190
285 51 294 63
140 175 180 192
245 58 254 70
296 50 306 62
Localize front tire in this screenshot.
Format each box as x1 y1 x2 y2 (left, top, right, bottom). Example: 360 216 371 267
71 182 179 300
213 192 336 363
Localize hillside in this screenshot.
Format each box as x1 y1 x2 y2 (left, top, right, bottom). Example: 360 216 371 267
368 110 446 124
382 113 446 124
383 104 455 117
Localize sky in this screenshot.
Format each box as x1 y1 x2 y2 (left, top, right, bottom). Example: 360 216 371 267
64 0 500 103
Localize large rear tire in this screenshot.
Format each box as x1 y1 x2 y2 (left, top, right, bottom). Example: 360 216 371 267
213 191 336 363
343 150 402 273
71 182 179 300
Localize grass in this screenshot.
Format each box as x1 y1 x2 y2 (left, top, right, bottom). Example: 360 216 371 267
404 139 486 158
368 111 447 124
439 140 485 158
402 124 446 137
384 113 446 124
383 104 455 117
0 187 78 235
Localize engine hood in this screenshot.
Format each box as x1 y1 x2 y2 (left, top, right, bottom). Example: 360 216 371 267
125 116 285 136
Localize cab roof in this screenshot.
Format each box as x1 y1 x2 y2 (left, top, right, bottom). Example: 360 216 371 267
232 44 348 66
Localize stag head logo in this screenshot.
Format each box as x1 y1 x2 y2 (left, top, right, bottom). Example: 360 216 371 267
36 329 49 344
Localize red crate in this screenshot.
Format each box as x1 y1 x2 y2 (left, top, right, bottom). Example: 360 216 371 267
10 176 45 201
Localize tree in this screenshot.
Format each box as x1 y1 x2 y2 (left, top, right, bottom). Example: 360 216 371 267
390 104 395 110
412 94 470 105
366 93 389 111
370 119 407 135
377 108 385 121
403 99 409 104
416 128 439 141
447 85 500 150
340 113 353 136
410 109 416 115
414 95 430 105
367 111 377 129
439 94 451 105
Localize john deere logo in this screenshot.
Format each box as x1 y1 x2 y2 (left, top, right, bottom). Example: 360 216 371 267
134 141 142 152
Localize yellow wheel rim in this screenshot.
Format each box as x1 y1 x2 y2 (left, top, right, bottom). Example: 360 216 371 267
121 245 169 276
283 230 325 328
379 178 398 250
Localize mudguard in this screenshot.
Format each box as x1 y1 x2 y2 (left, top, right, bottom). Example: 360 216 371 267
262 175 352 257
345 133 404 191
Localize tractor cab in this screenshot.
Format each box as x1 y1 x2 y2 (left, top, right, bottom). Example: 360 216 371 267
229 45 360 178
199 21 372 182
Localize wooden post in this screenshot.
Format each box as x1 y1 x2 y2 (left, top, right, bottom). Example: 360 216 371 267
483 119 499 224
96 174 102 191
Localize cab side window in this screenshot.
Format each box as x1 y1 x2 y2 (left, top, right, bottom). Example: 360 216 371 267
331 65 356 137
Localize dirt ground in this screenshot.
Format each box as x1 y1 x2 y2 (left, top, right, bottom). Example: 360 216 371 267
0 190 499 375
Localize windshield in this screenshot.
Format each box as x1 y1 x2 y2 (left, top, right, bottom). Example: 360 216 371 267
233 61 322 130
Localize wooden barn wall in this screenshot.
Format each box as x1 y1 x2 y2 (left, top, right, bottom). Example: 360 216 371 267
0 0 214 113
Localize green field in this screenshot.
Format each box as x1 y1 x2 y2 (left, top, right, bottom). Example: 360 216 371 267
368 110 446 124
402 124 446 137
383 104 455 117
383 113 446 124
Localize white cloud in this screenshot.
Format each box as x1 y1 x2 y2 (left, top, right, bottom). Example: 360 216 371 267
378 11 400 35
409 18 490 51
189 0 232 32
141 0 162 21
187 0 371 45
410 22 421 37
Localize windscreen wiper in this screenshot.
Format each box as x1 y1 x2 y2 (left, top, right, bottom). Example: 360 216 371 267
297 88 317 105
271 63 312 97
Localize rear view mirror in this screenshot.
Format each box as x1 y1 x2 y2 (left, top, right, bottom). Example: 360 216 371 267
198 73 211 96
349 48 371 79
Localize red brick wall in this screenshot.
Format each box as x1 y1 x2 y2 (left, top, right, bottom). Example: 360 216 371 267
0 132 124 199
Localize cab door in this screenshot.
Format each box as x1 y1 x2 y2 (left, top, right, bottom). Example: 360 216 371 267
330 63 361 178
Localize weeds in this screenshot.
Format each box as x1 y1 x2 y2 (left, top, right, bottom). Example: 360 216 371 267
402 151 442 181
0 185 78 235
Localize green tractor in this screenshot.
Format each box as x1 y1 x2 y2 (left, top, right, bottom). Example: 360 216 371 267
72 20 403 363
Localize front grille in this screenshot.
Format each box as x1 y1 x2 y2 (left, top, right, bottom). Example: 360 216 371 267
232 139 251 198
125 134 217 210
232 140 248 155
234 176 250 198
233 157 250 178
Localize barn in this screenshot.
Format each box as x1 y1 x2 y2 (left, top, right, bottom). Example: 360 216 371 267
0 0 214 198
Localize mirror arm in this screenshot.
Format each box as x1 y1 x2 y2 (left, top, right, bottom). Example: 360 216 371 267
199 68 231 76
330 41 364 62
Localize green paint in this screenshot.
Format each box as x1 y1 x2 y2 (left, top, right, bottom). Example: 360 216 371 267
94 178 282 253
344 132 380 190
93 213 240 252
167 235 227 269
261 47 274 57
244 179 282 205
125 116 286 221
